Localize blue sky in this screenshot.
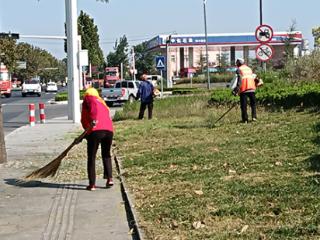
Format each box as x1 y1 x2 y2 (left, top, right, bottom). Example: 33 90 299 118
0 0 319 60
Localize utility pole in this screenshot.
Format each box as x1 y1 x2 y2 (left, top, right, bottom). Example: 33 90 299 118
203 0 210 89
65 0 80 123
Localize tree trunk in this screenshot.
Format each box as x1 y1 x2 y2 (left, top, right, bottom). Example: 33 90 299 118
0 104 7 164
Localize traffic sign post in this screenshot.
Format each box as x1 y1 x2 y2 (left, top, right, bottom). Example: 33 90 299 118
255 24 274 71
156 56 166 98
255 24 273 43
255 43 274 62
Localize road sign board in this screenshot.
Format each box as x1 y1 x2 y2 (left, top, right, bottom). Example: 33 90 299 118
255 24 273 43
156 56 166 70
255 43 274 62
16 61 26 69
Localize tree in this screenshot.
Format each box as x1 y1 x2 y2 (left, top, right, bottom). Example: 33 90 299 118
106 35 130 78
133 42 157 78
216 52 229 67
283 20 297 61
78 10 105 67
15 43 66 83
0 38 18 71
312 26 320 49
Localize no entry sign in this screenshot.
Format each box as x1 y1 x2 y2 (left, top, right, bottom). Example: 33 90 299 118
255 44 274 62
255 24 273 43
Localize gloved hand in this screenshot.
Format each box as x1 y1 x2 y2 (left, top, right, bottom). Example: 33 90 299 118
232 88 239 96
91 120 97 127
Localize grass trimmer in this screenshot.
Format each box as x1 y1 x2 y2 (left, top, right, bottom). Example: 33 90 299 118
24 127 91 180
213 102 237 126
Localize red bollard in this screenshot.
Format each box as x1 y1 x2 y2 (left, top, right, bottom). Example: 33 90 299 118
29 104 35 127
39 103 46 124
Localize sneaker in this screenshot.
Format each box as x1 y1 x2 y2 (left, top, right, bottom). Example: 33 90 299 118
252 118 257 122
106 178 114 187
86 185 96 191
242 120 248 124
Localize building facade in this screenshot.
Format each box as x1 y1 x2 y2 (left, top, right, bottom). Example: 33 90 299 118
146 32 306 80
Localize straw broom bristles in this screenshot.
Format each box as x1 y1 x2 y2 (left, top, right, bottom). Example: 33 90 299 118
24 128 90 180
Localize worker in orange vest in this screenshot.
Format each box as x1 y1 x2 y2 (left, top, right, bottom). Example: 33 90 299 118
232 58 257 123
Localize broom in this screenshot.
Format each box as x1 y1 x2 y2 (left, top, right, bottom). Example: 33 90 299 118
24 127 91 180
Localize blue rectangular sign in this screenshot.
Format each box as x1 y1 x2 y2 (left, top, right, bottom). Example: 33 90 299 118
156 56 166 70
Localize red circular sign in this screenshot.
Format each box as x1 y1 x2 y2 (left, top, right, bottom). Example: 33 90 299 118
255 44 274 62
255 24 274 43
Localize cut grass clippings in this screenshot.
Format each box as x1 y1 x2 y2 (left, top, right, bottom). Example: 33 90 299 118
113 95 320 240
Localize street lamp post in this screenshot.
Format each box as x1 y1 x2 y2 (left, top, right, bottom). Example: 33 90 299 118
203 0 210 89
65 0 80 123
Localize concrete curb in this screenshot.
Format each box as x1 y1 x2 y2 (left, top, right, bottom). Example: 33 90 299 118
114 155 144 240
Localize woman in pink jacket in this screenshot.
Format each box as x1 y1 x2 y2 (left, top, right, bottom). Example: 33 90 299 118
81 87 114 191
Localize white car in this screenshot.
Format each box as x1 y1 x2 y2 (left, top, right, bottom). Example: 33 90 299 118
22 79 42 97
46 82 58 92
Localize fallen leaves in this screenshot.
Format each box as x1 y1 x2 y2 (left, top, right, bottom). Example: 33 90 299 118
192 221 205 229
194 190 204 196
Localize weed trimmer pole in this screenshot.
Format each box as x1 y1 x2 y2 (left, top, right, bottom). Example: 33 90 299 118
214 103 237 125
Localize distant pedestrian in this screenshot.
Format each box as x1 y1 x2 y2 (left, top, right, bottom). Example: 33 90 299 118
81 87 114 191
137 74 154 119
232 58 257 123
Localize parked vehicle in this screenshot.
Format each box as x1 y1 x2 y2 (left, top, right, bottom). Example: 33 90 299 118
45 82 58 92
104 67 120 88
145 75 162 87
0 63 12 98
22 79 41 97
101 80 140 106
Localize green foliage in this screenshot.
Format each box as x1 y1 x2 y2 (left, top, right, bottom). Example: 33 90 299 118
209 82 320 108
175 73 233 85
55 90 86 101
171 88 206 95
133 42 158 77
283 50 320 81
78 10 105 67
106 35 129 78
312 26 320 49
14 43 66 82
0 38 18 71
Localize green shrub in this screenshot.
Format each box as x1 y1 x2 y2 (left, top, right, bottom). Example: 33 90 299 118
55 89 93 101
209 83 320 108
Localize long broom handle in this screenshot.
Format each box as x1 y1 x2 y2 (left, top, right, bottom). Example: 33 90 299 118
57 127 92 159
214 103 237 125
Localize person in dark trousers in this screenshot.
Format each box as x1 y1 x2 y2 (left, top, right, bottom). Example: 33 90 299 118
81 87 114 191
232 58 257 123
137 74 154 119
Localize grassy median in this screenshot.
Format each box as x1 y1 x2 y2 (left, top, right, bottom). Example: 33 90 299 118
113 96 320 240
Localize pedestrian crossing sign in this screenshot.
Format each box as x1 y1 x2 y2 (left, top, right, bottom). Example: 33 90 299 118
156 56 166 70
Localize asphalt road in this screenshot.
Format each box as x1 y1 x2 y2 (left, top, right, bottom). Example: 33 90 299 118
1 89 122 136
1 90 67 136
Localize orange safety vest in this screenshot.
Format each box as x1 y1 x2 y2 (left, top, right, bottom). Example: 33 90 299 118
239 65 256 93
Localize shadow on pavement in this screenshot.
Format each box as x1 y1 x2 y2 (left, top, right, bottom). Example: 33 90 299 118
4 178 87 190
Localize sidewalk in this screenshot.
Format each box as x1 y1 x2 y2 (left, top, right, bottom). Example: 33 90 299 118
0 117 132 240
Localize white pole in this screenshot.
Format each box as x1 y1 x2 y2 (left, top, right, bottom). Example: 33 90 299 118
120 62 123 80
78 35 83 90
160 70 163 98
65 0 80 123
132 47 136 81
203 0 210 89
